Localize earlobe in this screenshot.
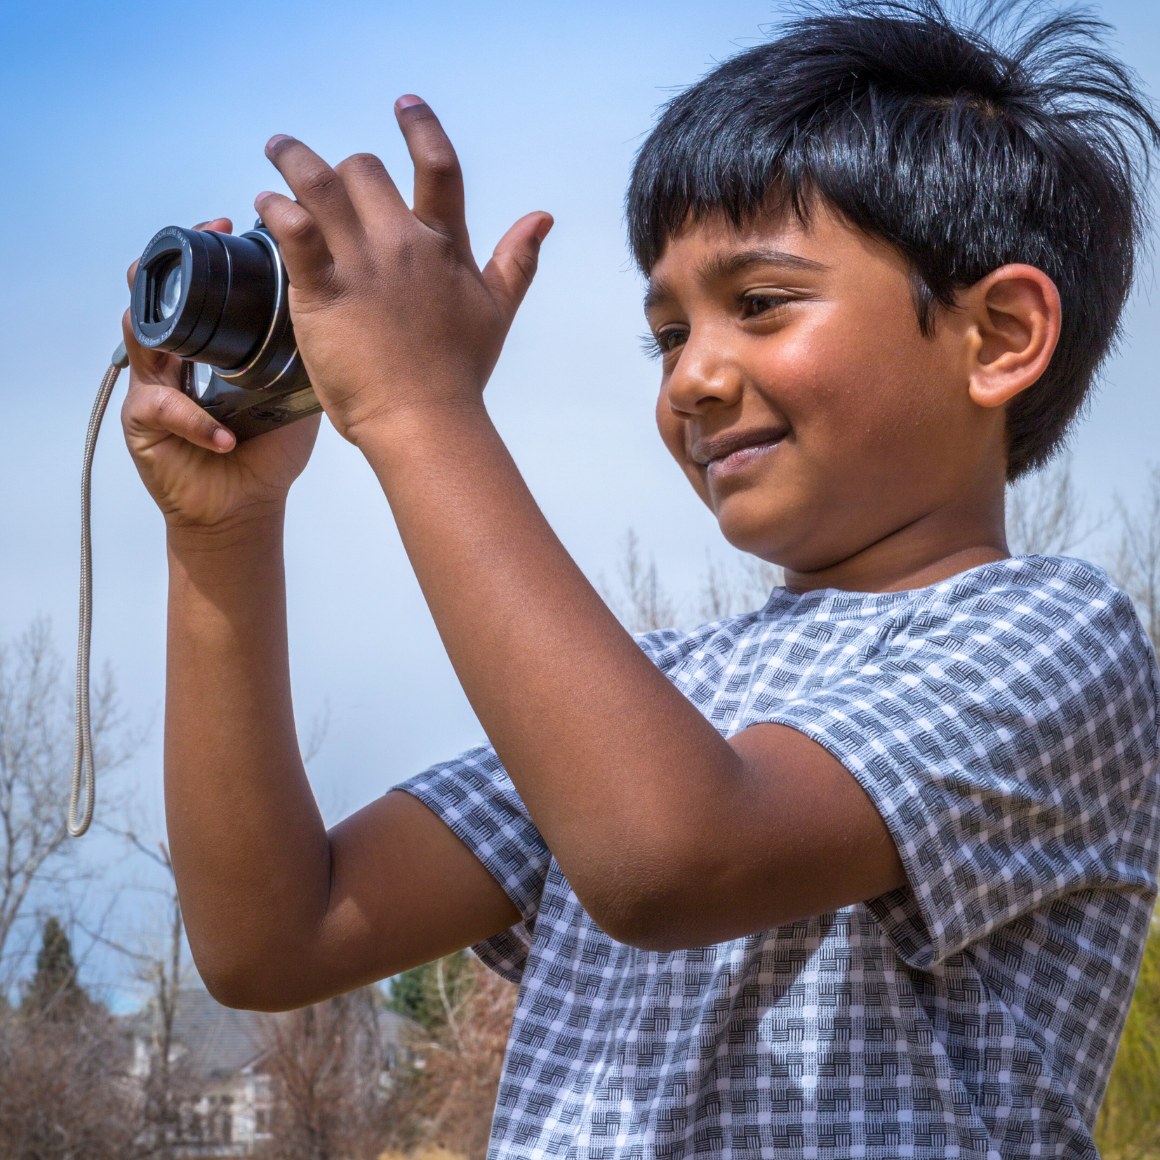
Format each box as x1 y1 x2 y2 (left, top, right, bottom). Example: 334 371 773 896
966 264 1061 410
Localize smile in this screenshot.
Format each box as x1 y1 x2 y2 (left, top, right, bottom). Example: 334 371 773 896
691 427 789 478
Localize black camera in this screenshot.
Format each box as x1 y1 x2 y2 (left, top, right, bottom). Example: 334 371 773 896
129 222 321 440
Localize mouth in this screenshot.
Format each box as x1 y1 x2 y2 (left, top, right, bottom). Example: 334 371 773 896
690 426 789 478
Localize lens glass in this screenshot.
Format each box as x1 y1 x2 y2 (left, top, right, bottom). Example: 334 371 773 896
158 260 183 319
193 363 214 399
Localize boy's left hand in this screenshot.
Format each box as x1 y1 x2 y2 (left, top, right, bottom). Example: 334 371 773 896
255 98 553 446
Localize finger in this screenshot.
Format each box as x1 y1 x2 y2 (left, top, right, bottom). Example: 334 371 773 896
255 191 337 295
123 380 236 453
264 135 361 247
394 97 470 251
333 151 408 225
481 212 554 322
121 308 174 380
120 312 235 452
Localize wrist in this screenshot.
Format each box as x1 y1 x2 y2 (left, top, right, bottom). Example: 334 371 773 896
166 503 286 561
345 394 492 458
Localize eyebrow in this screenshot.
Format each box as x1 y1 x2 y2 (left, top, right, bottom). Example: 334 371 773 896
643 248 829 313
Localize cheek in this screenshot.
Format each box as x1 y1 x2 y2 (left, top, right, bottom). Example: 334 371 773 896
654 384 685 460
655 387 711 500
761 310 947 456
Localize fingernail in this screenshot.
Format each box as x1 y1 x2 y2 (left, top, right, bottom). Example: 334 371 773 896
266 134 294 153
193 220 211 230
212 428 235 451
255 192 275 205
534 216 554 243
395 94 426 111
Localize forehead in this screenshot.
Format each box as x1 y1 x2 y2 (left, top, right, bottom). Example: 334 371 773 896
644 206 910 310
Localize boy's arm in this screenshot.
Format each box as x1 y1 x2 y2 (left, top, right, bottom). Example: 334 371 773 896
163 516 519 1011
120 232 516 1012
241 105 905 958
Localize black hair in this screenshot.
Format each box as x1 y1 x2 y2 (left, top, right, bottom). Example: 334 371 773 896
627 1 1158 478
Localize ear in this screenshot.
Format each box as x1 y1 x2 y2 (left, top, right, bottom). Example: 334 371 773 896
960 264 1061 410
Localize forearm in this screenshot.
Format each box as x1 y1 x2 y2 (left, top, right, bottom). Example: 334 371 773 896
164 511 332 1001
358 404 747 942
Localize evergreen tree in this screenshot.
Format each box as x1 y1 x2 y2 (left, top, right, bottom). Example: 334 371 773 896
386 951 471 1032
20 916 92 1022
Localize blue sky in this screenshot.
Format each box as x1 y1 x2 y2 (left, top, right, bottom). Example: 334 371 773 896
0 0 1158 1004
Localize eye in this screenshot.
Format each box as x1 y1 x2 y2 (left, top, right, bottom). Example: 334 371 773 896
741 292 793 319
641 327 688 360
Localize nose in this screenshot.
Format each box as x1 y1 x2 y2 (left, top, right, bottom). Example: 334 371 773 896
663 328 744 417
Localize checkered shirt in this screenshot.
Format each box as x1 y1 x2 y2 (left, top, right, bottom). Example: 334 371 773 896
399 556 1160 1160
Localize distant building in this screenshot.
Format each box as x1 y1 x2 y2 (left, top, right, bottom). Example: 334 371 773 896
126 988 418 1158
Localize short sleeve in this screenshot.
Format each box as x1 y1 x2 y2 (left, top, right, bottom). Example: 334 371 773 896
397 744 551 983
765 562 1160 969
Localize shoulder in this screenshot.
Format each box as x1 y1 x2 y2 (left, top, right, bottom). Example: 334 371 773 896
899 554 1154 680
914 553 1133 621
784 556 1160 796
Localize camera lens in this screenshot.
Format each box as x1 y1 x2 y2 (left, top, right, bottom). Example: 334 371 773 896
130 225 292 384
130 221 321 440
157 260 183 320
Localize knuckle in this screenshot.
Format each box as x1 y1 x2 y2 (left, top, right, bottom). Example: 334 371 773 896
512 250 539 283
300 164 342 200
282 209 318 243
420 147 460 182
150 385 181 421
338 152 386 180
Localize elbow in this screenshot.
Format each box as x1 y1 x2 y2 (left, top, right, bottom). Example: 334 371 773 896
575 855 712 953
193 949 310 1013
592 895 700 953
198 965 282 1013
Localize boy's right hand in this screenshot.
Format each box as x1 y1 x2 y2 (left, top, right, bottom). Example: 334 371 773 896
121 218 319 532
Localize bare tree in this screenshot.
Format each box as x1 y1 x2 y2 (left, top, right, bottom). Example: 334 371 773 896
0 1005 141 1160
0 915 143 1160
0 619 131 989
257 988 387 1160
604 528 784 633
1109 464 1160 650
381 955 517 1160
698 552 783 622
602 529 681 633
100 836 190 1160
1006 455 1086 557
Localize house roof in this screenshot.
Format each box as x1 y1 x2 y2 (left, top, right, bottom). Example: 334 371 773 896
128 989 420 1081
128 989 265 1079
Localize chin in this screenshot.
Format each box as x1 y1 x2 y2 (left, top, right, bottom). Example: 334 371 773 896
712 494 794 565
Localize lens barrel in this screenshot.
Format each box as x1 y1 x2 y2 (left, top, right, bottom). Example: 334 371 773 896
130 223 321 440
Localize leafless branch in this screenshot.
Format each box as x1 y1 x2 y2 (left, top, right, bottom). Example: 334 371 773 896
601 529 682 634
0 620 136 976
1006 455 1087 557
302 698 332 766
697 552 783 622
1109 464 1160 651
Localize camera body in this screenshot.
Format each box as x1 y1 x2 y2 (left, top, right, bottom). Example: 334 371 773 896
130 222 321 440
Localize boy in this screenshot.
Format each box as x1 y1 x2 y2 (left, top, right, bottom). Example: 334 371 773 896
120 2 1159 1157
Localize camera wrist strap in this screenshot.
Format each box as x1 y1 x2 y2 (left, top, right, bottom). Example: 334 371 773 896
70 340 129 837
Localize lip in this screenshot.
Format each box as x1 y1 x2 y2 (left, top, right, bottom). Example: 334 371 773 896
690 426 789 476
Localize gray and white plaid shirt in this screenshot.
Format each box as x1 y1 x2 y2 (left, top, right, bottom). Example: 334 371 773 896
400 556 1160 1160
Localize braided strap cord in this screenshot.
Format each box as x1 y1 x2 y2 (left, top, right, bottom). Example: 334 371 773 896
70 342 129 837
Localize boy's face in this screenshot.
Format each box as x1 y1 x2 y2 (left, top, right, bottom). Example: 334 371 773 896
645 205 1008 587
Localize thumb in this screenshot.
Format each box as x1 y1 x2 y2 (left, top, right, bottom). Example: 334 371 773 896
481 212 553 321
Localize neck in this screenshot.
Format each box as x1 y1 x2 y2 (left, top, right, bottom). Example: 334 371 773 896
782 498 1010 595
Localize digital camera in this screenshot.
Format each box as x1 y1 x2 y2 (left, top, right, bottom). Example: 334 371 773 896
129 221 321 440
